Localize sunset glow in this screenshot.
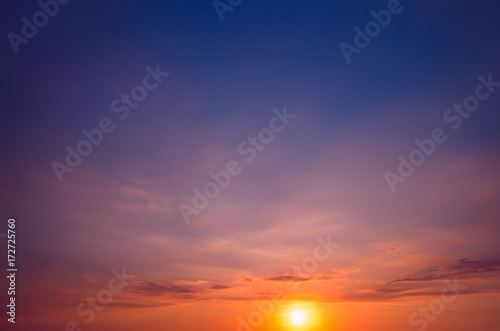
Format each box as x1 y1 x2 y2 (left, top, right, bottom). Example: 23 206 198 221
2 1 500 331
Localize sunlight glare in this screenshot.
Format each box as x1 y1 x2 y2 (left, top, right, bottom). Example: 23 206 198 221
291 310 306 325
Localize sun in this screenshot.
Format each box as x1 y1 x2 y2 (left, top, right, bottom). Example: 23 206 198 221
291 310 306 325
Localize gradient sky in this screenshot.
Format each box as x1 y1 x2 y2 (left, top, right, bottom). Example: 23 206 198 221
1 1 500 330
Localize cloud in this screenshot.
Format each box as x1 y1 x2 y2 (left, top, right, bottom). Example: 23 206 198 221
106 301 177 309
342 287 484 302
263 274 338 282
387 258 500 284
133 281 196 295
210 284 233 290
337 258 500 302
264 275 311 282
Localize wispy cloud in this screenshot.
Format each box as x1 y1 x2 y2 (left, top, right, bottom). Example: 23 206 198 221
133 281 196 295
387 258 500 284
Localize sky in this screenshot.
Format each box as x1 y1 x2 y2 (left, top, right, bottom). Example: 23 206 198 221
1 0 500 330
